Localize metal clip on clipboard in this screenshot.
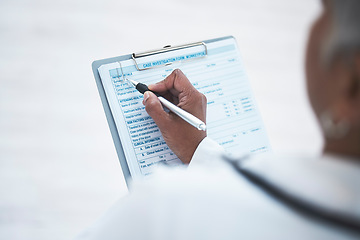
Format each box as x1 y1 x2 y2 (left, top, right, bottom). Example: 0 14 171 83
131 42 208 71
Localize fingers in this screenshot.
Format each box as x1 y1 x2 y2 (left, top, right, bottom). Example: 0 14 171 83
142 72 208 164
143 91 170 129
148 69 196 97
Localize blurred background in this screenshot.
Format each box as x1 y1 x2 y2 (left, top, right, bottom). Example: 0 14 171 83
0 0 322 239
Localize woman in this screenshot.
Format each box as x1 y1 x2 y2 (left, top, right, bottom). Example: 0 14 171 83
77 0 360 239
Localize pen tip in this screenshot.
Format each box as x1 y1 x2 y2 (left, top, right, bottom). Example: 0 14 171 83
126 78 138 86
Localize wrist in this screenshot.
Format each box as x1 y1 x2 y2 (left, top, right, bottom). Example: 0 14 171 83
183 134 206 164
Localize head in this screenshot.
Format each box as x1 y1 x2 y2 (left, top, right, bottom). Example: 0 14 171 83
306 0 360 158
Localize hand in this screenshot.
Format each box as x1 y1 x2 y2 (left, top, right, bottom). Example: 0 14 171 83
142 69 207 164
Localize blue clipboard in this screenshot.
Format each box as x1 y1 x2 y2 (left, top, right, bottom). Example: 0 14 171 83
92 36 233 186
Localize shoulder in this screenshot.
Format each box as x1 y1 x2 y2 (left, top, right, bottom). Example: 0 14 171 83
76 153 360 240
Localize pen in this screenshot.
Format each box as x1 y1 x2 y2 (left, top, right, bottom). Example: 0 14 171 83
126 78 206 131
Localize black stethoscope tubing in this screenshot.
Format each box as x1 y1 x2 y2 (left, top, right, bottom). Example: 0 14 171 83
226 158 360 234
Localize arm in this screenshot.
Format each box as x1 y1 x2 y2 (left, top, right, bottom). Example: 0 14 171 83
189 136 225 167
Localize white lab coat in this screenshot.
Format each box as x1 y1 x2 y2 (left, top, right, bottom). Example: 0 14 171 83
75 137 360 240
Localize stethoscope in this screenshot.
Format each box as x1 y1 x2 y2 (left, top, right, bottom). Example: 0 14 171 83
225 157 360 234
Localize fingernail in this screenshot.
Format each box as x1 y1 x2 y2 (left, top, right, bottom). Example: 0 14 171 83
143 91 150 104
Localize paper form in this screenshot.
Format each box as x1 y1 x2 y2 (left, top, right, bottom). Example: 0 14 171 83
98 38 270 180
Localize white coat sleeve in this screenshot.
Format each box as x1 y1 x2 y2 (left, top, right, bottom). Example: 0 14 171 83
189 137 225 167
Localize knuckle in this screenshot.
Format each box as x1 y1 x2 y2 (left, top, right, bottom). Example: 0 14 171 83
173 68 182 75
193 91 206 102
201 93 207 104
174 69 185 80
167 69 177 80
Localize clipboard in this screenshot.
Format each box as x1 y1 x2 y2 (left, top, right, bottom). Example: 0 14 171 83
92 36 270 186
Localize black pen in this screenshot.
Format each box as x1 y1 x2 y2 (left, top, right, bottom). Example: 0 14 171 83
127 78 206 131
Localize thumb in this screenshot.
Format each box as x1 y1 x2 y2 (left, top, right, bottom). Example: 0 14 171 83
143 91 170 129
